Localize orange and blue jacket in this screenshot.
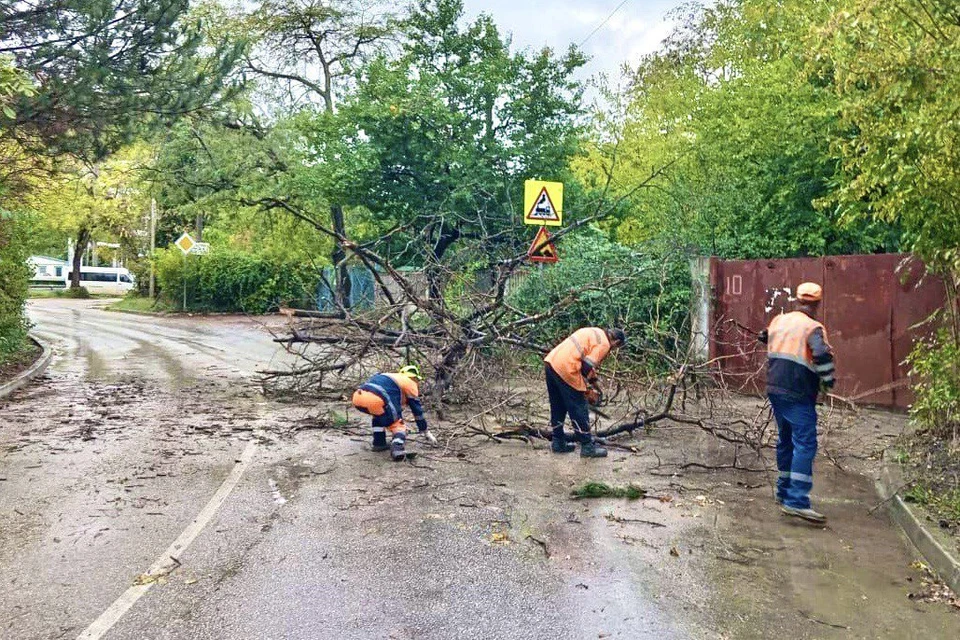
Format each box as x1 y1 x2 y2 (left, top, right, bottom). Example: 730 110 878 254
544 327 611 392
360 373 428 431
759 311 835 403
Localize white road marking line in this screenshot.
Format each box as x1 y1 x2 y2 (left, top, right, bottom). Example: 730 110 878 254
76 439 258 640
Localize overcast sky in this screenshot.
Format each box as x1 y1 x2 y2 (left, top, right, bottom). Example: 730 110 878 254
461 0 689 86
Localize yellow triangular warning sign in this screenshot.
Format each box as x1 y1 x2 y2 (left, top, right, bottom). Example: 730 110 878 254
528 226 559 263
523 180 563 226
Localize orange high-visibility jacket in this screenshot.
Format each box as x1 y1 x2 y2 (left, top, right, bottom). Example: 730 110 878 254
767 312 829 369
765 311 835 401
544 327 611 392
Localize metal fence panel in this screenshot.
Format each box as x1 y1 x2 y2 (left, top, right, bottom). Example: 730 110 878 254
316 266 377 312
709 254 946 409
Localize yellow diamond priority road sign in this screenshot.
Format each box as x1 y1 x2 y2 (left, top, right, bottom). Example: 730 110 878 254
175 233 196 255
523 180 563 226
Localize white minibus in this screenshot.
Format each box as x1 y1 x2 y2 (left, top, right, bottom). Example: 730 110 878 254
63 266 136 295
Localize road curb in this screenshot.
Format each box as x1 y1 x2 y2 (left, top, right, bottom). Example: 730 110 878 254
0 335 52 400
875 455 960 593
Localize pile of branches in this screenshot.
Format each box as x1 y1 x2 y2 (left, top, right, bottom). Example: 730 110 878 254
256 164 668 399
254 172 862 469
263 275 866 476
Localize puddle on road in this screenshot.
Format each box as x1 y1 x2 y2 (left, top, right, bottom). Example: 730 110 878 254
697 468 960 638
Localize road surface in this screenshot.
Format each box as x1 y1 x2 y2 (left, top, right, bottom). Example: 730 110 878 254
0 299 957 639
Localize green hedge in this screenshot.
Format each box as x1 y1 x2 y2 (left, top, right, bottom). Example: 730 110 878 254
0 211 30 362
155 247 319 313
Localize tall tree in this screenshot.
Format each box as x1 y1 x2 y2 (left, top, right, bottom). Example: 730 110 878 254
579 0 900 258
30 146 149 288
328 0 586 299
811 0 960 267
0 0 244 274
238 0 398 307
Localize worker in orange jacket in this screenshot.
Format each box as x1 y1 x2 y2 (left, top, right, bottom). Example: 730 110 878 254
758 283 835 523
352 365 436 461
544 327 626 457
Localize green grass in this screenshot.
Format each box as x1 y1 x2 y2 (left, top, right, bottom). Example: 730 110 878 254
105 296 173 314
571 481 648 500
892 447 911 464
28 287 94 299
903 483 960 527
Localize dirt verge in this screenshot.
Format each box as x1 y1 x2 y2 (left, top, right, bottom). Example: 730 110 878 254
0 340 41 385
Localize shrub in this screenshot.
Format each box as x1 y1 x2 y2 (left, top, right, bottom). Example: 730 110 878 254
507 228 691 368
61 286 90 299
154 247 319 313
908 328 960 442
0 211 30 363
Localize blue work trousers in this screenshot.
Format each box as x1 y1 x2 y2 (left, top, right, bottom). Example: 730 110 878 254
769 394 818 510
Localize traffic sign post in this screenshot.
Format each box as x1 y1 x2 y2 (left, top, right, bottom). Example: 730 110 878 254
523 180 563 226
172 233 210 310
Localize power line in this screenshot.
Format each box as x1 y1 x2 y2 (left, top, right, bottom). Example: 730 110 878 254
579 0 632 47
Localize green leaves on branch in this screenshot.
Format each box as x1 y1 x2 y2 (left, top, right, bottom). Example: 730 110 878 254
0 0 245 161
809 0 960 267
587 0 902 259
507 229 691 370
0 55 34 119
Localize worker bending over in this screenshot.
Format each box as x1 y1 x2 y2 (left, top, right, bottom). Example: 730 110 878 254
352 365 435 461
759 283 836 523
544 327 626 458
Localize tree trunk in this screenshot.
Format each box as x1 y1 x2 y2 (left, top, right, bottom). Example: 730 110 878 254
330 203 352 310
195 213 204 241
70 228 90 289
427 226 462 301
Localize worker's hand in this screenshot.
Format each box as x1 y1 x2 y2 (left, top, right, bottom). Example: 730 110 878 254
585 388 602 406
423 430 438 445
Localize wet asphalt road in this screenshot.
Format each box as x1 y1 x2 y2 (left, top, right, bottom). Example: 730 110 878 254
1 299 958 639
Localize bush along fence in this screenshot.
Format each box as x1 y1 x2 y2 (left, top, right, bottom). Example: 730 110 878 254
154 247 319 314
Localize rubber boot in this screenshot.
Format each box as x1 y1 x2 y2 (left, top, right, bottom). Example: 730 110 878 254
371 430 389 452
551 425 575 454
579 433 608 458
390 433 407 461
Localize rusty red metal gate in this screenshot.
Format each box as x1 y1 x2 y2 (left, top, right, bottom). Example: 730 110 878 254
708 254 946 409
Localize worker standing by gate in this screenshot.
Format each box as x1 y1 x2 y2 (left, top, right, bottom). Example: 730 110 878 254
544 327 626 458
759 283 836 523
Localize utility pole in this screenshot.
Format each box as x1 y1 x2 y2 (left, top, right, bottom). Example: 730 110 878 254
149 198 157 299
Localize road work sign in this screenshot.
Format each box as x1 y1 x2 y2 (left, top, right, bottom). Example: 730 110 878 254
527 226 559 263
523 180 563 226
175 233 196 255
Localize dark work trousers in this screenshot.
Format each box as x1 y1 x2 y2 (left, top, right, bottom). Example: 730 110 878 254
769 393 818 509
545 364 591 443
